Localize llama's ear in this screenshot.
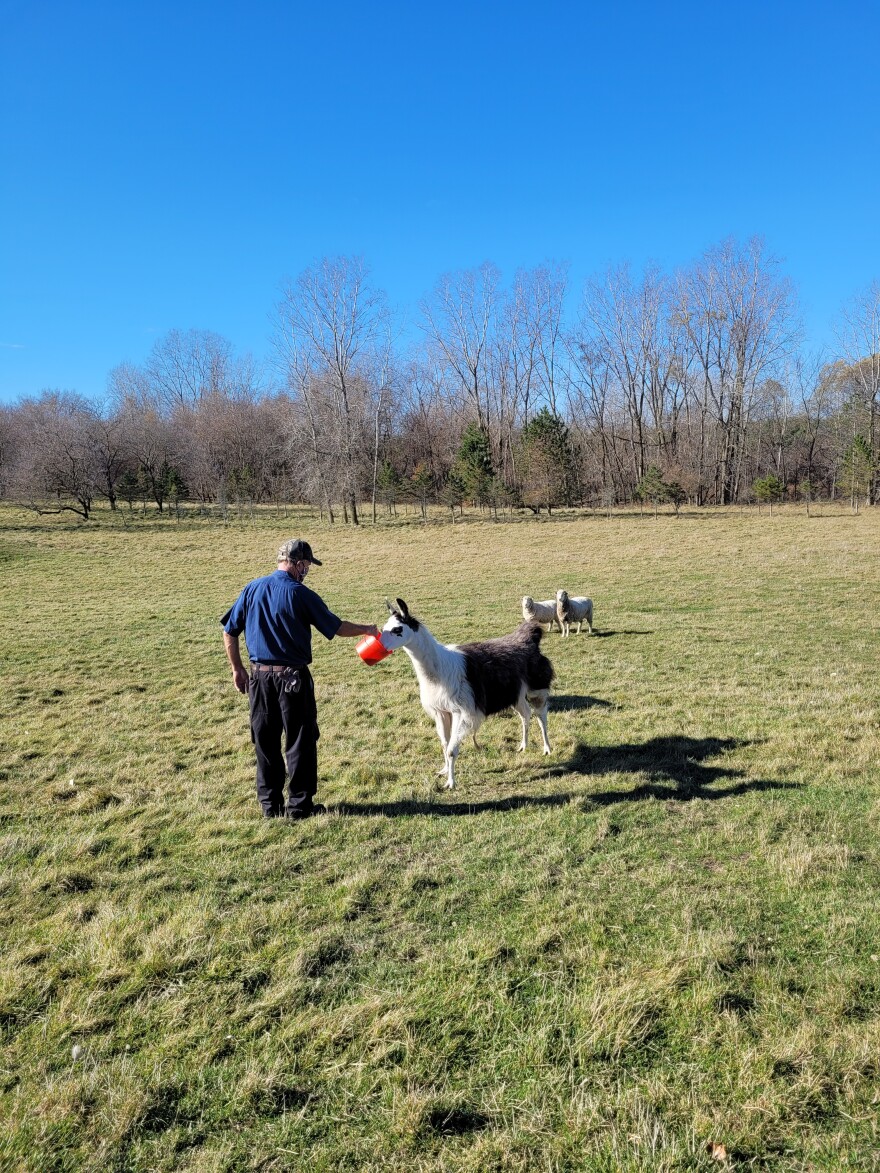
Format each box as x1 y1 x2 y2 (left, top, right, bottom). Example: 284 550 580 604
385 597 395 614
395 597 409 618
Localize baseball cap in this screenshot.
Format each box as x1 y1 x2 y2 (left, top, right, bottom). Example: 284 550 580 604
277 538 322 565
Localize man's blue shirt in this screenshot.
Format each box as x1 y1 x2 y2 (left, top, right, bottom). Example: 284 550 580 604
221 570 341 666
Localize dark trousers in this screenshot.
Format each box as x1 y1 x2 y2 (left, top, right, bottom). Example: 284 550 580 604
248 668 319 816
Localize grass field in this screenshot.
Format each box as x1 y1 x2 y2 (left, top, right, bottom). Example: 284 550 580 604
2 503 879 1171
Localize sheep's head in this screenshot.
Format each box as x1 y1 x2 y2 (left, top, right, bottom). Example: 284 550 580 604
522 596 534 614
381 597 420 649
557 589 568 604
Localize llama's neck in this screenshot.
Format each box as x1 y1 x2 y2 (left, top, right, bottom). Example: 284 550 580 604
402 622 460 686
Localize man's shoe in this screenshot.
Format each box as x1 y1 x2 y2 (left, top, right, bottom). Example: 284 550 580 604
286 803 327 820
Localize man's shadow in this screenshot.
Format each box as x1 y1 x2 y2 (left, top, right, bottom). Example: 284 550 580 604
558 735 799 804
334 793 577 818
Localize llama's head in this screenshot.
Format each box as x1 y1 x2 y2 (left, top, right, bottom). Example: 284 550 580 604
380 597 420 649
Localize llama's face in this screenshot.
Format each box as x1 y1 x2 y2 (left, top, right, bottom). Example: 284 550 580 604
380 598 419 650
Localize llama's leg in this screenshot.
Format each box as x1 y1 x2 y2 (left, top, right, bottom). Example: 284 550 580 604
528 691 552 754
444 713 473 789
515 693 531 752
434 710 452 776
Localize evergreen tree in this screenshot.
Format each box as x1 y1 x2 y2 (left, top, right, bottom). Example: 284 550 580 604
520 408 578 514
164 463 188 518
438 467 466 521
116 467 143 512
376 460 403 516
634 466 669 517
753 473 784 515
837 435 874 513
454 423 494 507
409 463 433 520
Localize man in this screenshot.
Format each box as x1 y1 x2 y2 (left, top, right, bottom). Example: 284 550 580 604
221 538 379 819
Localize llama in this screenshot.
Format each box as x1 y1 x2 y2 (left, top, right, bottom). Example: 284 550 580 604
379 599 554 789
521 595 560 632
556 589 594 636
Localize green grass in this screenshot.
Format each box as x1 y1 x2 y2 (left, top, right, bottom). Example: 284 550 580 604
2 503 879 1171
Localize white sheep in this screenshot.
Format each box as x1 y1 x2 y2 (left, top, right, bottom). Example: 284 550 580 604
556 589 594 636
521 596 560 632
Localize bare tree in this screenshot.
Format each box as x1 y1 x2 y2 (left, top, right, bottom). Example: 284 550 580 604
10 392 99 519
396 353 460 484
89 410 134 510
109 364 182 512
575 263 686 489
274 257 390 524
489 263 569 492
675 237 801 504
420 262 501 440
835 280 880 503
144 329 237 411
0 405 16 499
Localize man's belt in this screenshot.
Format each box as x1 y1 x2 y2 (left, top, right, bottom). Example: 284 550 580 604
251 663 307 673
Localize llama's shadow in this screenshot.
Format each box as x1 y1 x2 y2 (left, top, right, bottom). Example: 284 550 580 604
558 735 799 804
332 735 797 818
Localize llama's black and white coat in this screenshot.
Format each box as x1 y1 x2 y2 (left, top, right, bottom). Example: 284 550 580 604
379 599 554 789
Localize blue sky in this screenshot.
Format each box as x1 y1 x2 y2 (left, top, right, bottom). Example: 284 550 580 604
2 0 878 404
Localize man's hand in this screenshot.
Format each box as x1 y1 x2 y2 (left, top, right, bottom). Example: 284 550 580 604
224 632 249 692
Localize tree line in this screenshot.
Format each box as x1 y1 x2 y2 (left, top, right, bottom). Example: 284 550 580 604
2 238 878 521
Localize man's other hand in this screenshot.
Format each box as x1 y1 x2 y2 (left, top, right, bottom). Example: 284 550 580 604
232 667 250 694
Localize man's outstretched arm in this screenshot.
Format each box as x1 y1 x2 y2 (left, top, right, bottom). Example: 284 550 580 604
336 621 380 638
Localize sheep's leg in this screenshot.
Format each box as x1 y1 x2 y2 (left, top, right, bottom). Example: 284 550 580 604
576 619 582 634
515 694 531 752
434 710 452 776
561 620 569 637
528 691 552 754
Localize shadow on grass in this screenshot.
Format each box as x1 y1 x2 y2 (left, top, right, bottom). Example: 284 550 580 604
334 793 577 818
560 735 800 803
552 695 614 712
565 629 653 639
333 735 798 818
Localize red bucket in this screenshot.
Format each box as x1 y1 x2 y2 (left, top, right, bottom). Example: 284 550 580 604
356 635 393 665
